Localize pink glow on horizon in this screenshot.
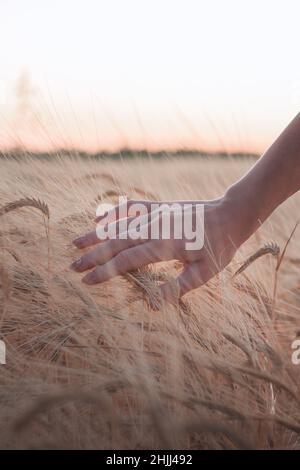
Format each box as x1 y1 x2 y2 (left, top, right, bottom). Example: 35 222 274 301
0 0 299 154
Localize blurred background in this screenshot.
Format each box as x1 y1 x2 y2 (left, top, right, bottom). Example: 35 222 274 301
0 0 299 154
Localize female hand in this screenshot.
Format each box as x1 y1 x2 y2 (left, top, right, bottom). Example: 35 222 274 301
70 195 247 304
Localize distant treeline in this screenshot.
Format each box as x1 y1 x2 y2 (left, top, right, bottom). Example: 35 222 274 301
0 148 259 160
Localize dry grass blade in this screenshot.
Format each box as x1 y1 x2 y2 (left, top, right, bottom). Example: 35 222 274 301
131 186 157 200
0 197 49 219
184 418 254 449
276 218 300 271
74 172 116 184
162 389 247 422
236 365 299 405
95 189 126 202
14 382 126 432
272 219 300 319
222 331 257 367
0 265 11 323
251 415 300 434
102 189 123 198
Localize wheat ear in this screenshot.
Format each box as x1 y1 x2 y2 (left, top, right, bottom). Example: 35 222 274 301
233 242 280 278
0 197 51 276
0 197 49 219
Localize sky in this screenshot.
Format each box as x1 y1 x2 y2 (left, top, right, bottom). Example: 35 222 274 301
0 0 299 153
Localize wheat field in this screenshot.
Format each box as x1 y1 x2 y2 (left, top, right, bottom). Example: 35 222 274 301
0 153 300 449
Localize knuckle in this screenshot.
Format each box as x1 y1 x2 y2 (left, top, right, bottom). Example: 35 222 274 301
115 250 131 268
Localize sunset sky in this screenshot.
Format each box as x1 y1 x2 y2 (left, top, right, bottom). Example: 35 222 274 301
0 0 299 153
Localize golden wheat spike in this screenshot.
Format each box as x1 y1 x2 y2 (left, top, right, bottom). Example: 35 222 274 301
0 197 49 219
233 242 280 278
0 265 11 302
131 186 157 200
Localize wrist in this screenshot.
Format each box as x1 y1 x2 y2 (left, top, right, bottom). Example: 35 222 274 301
222 185 264 247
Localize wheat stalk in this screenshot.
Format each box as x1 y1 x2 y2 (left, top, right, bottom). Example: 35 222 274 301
271 219 300 319
0 265 11 324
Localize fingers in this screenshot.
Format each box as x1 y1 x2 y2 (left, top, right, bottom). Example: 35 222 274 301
73 198 197 249
70 238 147 272
81 241 174 285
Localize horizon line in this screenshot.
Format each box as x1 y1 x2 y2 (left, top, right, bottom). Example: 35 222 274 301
0 146 260 159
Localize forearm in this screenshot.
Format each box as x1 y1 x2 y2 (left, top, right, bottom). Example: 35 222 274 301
225 113 300 243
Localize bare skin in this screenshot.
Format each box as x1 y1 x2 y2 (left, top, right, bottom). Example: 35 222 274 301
71 113 300 305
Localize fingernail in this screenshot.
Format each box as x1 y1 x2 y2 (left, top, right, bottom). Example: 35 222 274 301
70 258 82 270
73 237 84 247
82 272 96 284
